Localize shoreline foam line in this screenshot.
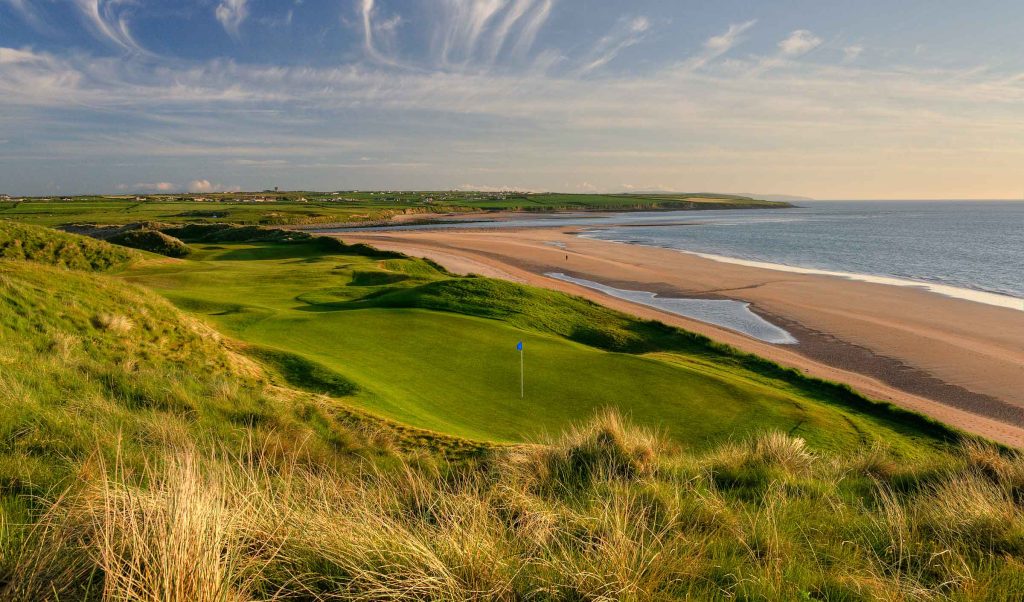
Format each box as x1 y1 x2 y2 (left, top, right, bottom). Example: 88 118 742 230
545 272 798 345
577 232 1024 312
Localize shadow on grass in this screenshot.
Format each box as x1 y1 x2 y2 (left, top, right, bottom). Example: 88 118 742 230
245 346 359 397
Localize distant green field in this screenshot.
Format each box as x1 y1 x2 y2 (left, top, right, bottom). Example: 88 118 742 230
0 191 789 227
123 238 954 454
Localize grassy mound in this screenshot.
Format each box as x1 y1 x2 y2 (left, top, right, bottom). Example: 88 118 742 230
355 277 680 351
360 278 958 441
121 238 961 455
0 257 484 577
4 410 1021 600
108 228 192 258
160 223 403 259
0 220 137 271
0 260 377 496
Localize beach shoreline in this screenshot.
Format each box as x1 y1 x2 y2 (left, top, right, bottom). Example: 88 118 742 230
326 226 1024 447
577 235 1023 312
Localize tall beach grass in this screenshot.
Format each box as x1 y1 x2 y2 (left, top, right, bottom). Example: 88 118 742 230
4 410 1023 601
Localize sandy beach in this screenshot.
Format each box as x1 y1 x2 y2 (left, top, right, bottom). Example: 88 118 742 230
328 225 1024 447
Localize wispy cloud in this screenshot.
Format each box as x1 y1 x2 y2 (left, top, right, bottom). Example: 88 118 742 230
682 20 756 71
2 0 51 32
359 0 404 66
358 0 554 70
509 0 553 60
705 20 756 53
215 0 249 38
0 47 47 64
579 15 651 75
843 44 865 63
73 0 148 54
743 28 824 75
5 42 1024 141
123 181 176 192
435 0 505 65
487 0 547 61
778 29 823 57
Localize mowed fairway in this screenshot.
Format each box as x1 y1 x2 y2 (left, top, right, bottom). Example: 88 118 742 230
123 240 948 451
226 308 831 444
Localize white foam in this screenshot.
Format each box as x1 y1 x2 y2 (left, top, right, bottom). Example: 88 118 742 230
578 233 1024 312
681 251 1024 312
545 272 798 345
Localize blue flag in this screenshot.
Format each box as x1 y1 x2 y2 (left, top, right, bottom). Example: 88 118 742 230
517 341 523 351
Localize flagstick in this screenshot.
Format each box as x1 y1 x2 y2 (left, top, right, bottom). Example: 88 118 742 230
520 346 524 399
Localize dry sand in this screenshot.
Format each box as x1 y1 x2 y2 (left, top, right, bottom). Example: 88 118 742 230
328 226 1024 447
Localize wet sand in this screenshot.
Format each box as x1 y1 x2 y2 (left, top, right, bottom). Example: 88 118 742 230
326 227 1024 447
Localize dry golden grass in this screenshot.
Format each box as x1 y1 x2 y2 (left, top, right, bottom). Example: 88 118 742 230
4 410 1024 601
91 312 135 334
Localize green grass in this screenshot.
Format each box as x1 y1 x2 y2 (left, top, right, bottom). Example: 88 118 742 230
462 192 789 211
0 259 356 496
122 236 958 455
0 232 478 515
4 222 1023 600
0 191 790 227
107 228 192 258
0 219 138 271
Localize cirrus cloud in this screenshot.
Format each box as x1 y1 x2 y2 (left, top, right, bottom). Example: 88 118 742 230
778 29 823 57
215 0 249 37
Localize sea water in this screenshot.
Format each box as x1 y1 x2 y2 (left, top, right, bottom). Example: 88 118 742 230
323 201 1024 311
579 201 1024 311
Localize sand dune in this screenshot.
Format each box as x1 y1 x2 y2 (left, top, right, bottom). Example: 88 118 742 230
329 227 1024 447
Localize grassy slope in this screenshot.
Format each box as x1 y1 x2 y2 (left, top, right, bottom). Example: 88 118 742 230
0 259 373 499
5 224 1024 600
0 219 138 271
123 237 957 456
0 226 487 537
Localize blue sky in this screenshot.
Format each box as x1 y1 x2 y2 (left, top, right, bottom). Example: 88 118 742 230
2 1 1023 198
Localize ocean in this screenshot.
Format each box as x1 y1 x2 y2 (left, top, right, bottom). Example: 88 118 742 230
578 201 1023 310
330 200 1024 312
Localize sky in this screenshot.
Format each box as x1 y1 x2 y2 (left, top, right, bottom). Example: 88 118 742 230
2 1 1023 199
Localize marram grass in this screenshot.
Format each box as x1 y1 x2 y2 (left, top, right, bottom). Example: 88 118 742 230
3 412 1024 601
2 221 1022 600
